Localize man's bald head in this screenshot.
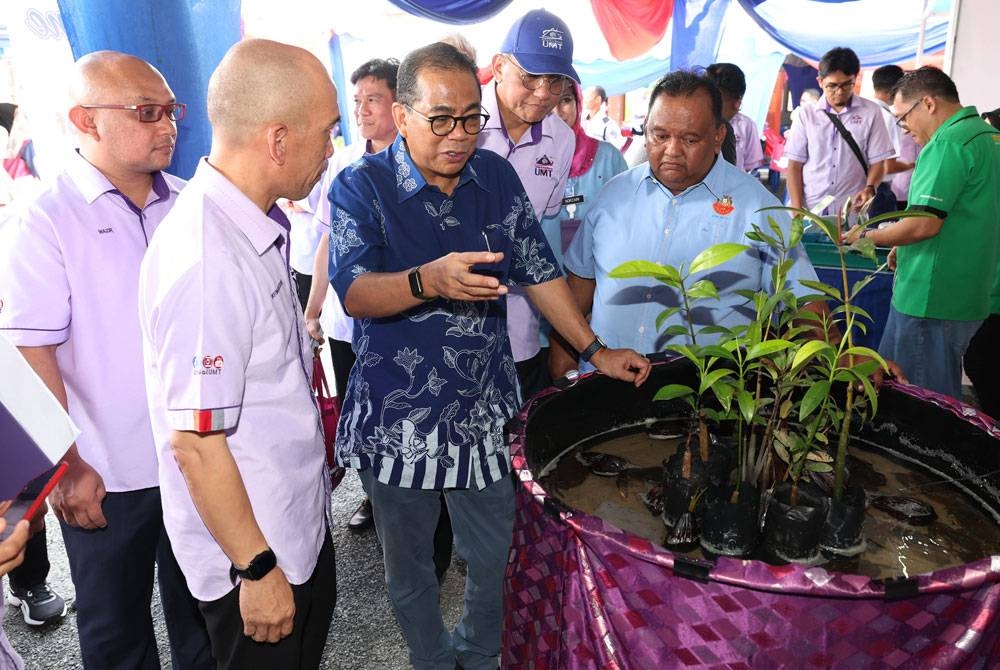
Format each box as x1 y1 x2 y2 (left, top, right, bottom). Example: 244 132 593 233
208 39 331 146
70 51 171 106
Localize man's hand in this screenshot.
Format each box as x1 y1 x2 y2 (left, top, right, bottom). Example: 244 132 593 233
886 246 897 271
49 455 107 529
589 348 651 387
851 186 874 213
306 317 324 343
843 223 866 244
0 504 30 578
421 252 508 301
239 567 295 643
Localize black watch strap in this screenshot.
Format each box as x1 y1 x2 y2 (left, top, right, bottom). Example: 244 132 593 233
230 547 277 585
408 266 432 300
579 335 607 363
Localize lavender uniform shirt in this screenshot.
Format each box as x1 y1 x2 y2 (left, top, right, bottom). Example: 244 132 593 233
0 150 182 492
784 95 894 215
478 82 574 362
139 159 327 602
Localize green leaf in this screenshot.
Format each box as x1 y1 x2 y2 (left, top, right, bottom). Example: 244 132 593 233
850 236 879 263
609 260 681 284
859 375 879 417
789 217 804 249
712 382 734 412
800 380 831 421
804 461 833 473
701 344 737 361
687 279 720 300
663 325 691 340
799 279 842 301
653 384 695 402
667 344 700 367
655 306 681 332
688 243 750 275
767 216 786 246
747 339 795 361
699 368 735 395
737 389 755 424
843 346 887 367
791 340 831 373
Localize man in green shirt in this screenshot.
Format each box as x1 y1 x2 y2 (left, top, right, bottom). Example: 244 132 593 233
846 67 1000 399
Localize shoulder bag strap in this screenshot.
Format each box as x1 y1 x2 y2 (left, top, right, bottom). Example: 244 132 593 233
823 110 869 174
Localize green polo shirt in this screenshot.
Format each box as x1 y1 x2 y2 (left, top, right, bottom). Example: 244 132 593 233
895 107 1000 320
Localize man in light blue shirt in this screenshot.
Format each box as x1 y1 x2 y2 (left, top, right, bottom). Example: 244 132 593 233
557 71 819 371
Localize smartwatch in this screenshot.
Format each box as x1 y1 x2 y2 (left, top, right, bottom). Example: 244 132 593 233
579 335 607 363
230 548 277 585
408 266 432 300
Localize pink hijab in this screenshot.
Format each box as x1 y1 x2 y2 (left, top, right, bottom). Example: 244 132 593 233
568 82 598 179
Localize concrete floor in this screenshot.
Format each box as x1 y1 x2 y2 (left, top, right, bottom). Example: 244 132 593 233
3 471 467 669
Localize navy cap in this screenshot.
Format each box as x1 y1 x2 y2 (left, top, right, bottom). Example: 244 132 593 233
499 9 579 83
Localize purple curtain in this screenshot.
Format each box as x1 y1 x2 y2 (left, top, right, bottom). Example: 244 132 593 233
385 0 513 24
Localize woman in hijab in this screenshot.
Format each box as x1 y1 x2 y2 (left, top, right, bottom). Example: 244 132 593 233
539 82 628 375
541 82 628 270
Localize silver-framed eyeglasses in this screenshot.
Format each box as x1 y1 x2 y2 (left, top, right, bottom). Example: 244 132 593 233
404 104 489 136
503 55 569 95
821 79 856 93
79 103 186 123
894 99 922 128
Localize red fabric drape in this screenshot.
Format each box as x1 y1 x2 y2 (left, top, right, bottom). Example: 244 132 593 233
589 0 674 61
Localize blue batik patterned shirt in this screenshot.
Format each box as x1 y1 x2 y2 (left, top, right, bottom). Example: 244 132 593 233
329 135 560 490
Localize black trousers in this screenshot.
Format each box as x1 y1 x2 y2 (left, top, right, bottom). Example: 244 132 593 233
61 488 212 670
9 470 53 590
199 532 337 670
291 270 312 313
965 314 1000 419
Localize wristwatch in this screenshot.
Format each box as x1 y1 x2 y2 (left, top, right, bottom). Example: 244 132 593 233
408 266 432 300
579 335 607 363
229 548 277 585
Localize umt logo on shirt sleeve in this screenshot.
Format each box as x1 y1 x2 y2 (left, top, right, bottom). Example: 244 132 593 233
535 154 554 177
191 354 224 376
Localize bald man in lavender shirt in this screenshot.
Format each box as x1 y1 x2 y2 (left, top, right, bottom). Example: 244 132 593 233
0 51 210 669
139 39 340 669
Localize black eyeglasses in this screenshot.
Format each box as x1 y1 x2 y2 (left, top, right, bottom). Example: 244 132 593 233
821 79 855 93
895 99 922 128
79 103 186 123
504 55 568 95
404 104 489 136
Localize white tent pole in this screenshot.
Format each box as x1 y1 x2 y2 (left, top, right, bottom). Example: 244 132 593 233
943 0 962 75
915 0 930 67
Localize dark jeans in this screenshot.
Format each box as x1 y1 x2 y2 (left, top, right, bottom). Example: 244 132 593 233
198 532 337 670
965 313 1000 419
60 488 212 670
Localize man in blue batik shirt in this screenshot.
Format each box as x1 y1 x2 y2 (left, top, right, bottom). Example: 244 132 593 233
328 43 650 670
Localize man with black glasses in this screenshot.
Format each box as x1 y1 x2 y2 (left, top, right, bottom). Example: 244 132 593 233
480 9 577 397
328 41 649 670
785 46 894 217
845 67 1000 401
0 51 211 669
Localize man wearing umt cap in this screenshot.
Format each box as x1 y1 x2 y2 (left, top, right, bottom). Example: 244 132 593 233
479 8 577 397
